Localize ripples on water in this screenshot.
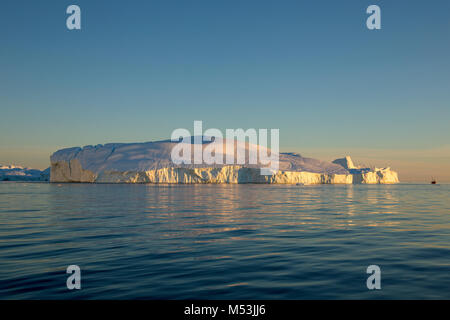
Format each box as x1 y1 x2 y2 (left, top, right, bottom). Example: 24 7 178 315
0 182 449 299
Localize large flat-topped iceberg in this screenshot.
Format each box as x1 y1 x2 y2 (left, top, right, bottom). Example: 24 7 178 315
50 138 399 184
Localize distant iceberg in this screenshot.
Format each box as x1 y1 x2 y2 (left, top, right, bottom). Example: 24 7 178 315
49 138 399 184
0 165 49 182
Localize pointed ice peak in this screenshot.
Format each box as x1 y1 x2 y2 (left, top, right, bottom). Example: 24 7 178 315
332 156 356 170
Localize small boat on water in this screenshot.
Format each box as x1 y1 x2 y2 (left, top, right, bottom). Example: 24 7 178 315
431 177 437 184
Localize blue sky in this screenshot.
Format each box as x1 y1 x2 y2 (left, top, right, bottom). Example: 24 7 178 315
1 0 449 180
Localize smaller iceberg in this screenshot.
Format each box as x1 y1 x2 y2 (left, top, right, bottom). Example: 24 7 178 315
0 165 50 181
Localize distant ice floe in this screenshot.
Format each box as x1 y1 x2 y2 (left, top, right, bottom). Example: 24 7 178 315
0 165 50 182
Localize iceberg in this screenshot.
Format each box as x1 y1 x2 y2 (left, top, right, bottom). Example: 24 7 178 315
0 165 50 181
49 138 399 184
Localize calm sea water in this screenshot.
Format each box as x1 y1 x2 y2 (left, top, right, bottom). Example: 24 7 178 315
0 182 449 299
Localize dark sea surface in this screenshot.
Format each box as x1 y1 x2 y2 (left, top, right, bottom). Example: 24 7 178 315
0 182 449 299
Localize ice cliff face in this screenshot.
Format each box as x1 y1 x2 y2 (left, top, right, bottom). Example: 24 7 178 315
0 165 50 181
50 139 399 184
